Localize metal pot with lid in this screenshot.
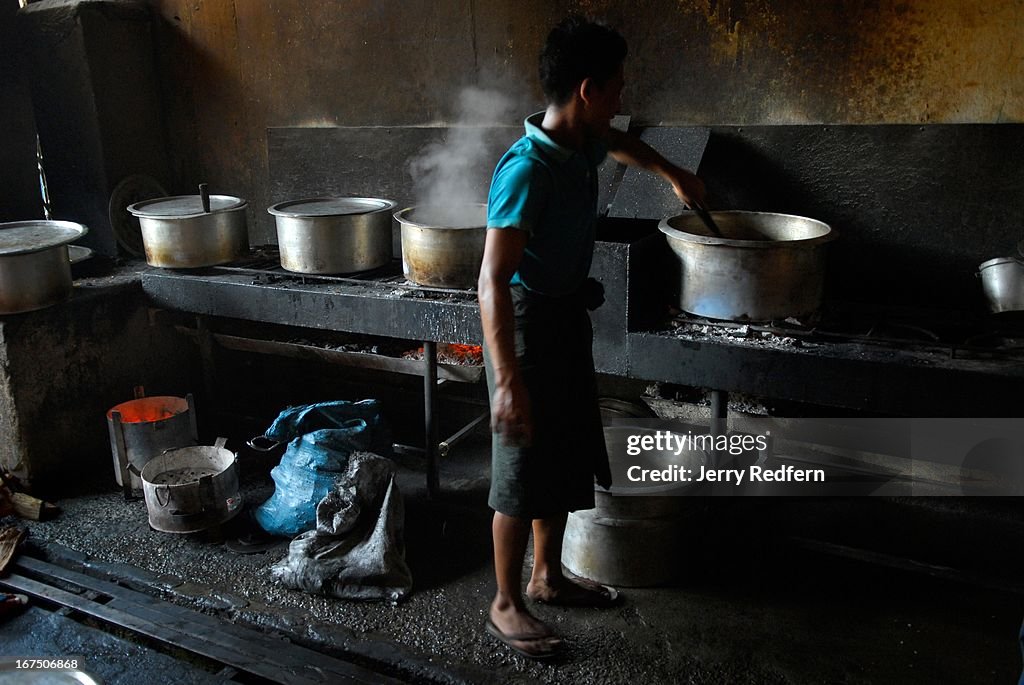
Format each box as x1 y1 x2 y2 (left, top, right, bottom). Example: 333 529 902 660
128 185 249 268
0 220 89 314
268 197 396 274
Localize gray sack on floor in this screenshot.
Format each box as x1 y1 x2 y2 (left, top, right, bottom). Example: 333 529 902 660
271 451 412 602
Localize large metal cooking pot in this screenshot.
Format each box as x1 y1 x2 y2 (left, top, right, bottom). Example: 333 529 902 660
659 211 836 322
0 220 88 314
394 204 486 289
268 197 395 274
978 257 1024 313
128 189 249 268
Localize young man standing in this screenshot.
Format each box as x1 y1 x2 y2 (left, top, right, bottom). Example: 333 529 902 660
478 16 707 659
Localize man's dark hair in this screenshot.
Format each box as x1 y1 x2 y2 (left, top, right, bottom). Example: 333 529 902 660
539 16 628 106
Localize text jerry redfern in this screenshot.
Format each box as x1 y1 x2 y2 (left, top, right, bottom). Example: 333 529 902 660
626 464 826 485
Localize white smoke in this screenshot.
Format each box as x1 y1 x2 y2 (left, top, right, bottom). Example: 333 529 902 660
408 86 515 227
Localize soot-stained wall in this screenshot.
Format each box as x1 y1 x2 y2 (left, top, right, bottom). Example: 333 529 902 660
144 0 1022 218
0 0 41 221
21 1 1024 310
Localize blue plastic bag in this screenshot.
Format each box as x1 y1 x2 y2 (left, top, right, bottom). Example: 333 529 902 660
254 400 390 537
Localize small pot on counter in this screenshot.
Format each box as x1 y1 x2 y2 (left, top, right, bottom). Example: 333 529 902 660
268 197 395 274
394 204 487 289
978 257 1024 313
0 220 89 314
128 185 249 268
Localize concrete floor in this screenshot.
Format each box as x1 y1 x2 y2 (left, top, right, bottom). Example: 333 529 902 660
3 429 1023 685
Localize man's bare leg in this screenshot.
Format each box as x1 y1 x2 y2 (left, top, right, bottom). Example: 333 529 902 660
527 514 568 592
490 512 561 653
527 513 618 605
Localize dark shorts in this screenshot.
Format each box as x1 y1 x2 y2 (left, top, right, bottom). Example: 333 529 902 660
484 284 610 520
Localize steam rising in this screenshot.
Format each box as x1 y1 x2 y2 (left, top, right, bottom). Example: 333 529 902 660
408 87 514 227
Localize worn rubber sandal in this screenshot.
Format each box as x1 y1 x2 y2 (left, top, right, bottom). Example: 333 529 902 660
484 618 562 660
528 577 621 608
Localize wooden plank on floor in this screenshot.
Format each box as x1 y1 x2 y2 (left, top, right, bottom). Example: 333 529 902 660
1 570 399 685
12 557 405 684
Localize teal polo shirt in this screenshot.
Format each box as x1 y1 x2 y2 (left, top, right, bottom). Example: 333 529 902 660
486 112 607 296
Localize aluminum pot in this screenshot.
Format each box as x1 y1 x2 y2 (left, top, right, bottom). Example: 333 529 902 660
659 211 836 322
978 257 1024 313
0 220 88 314
140 438 242 534
128 188 249 268
561 427 706 587
268 197 395 274
394 204 486 289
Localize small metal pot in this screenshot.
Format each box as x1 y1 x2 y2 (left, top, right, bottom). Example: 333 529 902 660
659 211 836 322
394 204 486 289
978 257 1024 313
128 189 249 268
0 220 88 314
268 197 395 274
140 438 242 534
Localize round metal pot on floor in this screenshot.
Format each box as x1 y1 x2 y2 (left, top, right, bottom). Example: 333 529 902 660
140 439 242 534
561 427 706 587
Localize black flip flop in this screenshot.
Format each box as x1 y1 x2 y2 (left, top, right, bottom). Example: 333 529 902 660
528 578 621 608
484 618 562 660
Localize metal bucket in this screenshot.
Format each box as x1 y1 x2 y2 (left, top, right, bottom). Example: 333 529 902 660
140 438 242 534
107 393 197 492
561 427 706 587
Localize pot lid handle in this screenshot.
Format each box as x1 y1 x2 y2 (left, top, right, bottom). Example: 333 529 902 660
199 184 211 213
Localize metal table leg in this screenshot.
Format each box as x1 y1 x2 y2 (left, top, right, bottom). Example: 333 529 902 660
424 341 439 498
710 389 728 469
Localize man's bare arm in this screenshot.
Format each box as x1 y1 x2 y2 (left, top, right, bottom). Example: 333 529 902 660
605 128 708 209
478 227 533 446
